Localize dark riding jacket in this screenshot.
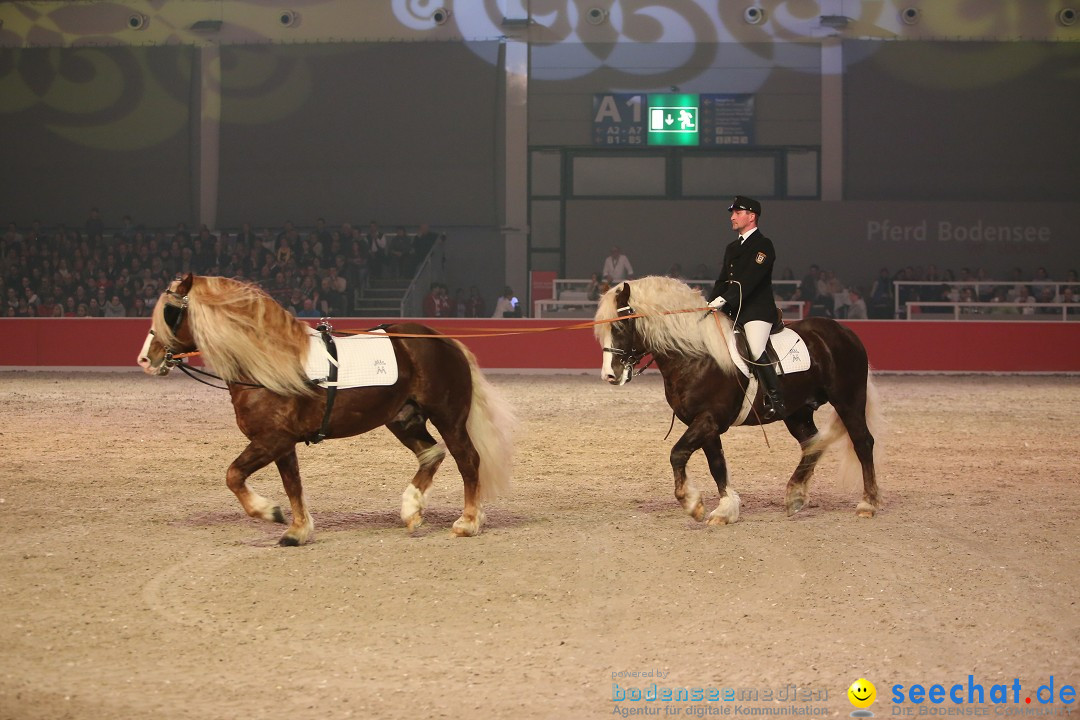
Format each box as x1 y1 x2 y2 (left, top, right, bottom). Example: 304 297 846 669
707 228 778 325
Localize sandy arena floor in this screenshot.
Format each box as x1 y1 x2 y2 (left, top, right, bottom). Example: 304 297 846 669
0 371 1077 720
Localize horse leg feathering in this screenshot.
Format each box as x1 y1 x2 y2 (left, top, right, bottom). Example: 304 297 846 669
707 489 741 526
701 430 739 525
400 444 446 531
670 416 729 523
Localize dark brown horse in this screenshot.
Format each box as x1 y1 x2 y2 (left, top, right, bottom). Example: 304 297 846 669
594 276 881 525
137 274 516 545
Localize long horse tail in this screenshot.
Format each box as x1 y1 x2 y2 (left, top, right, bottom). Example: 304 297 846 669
804 369 883 494
450 339 518 502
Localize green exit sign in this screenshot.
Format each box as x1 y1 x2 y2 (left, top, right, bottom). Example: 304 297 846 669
647 93 700 146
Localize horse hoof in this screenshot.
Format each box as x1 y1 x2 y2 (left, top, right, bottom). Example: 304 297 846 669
707 491 741 526
786 498 805 516
404 512 424 532
451 517 480 537
272 506 286 524
278 534 301 547
690 501 706 522
856 501 876 518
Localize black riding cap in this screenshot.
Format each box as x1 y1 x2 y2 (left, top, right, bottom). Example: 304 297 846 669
728 195 762 216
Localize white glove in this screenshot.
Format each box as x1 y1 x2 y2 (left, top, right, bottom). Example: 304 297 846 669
708 296 726 309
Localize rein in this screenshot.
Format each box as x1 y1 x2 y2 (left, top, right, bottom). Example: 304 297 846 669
171 360 262 390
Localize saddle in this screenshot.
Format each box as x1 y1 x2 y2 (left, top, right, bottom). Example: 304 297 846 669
727 321 809 427
729 322 810 378
303 324 399 445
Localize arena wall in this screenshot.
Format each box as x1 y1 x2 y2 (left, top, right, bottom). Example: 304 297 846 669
2 319 1077 373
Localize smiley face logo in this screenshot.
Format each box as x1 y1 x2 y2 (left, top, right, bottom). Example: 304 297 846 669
848 678 877 709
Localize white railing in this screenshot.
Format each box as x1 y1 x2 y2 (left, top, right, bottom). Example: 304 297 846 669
904 301 1080 320
893 280 1077 319
532 299 598 319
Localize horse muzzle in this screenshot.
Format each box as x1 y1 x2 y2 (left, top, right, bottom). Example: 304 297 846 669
602 365 632 386
138 355 171 376
137 330 172 376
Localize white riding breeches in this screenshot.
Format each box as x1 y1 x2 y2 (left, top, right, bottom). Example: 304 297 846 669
743 320 772 360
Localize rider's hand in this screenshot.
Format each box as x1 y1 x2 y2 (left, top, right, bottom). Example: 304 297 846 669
703 296 725 318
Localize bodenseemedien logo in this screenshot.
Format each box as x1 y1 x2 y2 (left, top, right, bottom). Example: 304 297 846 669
849 678 877 717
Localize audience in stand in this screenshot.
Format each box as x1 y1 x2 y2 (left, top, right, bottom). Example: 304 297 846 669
465 286 486 318
846 287 868 319
0 211 450 321
422 282 451 318
601 246 634 284
868 268 894 319
492 286 519 318
3 209 1077 323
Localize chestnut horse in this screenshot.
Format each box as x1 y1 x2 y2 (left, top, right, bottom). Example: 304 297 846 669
137 274 515 545
594 276 881 525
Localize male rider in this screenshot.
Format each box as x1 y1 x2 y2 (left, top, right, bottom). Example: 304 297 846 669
707 196 786 420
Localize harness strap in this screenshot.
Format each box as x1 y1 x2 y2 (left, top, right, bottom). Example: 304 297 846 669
306 324 339 445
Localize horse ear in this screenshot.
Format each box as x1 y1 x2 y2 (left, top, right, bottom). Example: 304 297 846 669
615 281 631 307
175 273 194 295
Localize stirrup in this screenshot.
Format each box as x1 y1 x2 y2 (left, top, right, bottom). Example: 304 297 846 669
763 392 785 420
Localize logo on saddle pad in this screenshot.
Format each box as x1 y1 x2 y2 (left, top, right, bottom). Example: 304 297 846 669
303 328 399 388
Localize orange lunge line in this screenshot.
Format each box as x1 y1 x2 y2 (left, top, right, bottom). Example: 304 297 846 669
170 306 709 360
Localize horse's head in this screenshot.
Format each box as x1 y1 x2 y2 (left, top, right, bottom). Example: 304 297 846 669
137 274 196 375
599 282 648 386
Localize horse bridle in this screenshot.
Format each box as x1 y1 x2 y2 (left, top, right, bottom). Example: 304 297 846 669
603 303 653 382
156 289 190 368
150 288 264 389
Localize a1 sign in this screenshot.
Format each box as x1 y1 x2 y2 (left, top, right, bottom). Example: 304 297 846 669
592 93 702 146
592 94 645 145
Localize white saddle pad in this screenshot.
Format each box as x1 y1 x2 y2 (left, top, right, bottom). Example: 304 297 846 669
728 327 811 378
303 328 399 388
770 328 811 376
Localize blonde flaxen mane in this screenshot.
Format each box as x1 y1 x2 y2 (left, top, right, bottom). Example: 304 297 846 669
593 275 740 377
152 275 314 395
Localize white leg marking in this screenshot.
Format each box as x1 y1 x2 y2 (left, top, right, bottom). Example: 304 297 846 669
452 508 485 537
416 444 446 468
248 491 279 522
707 489 741 526
401 485 427 529
286 506 315 545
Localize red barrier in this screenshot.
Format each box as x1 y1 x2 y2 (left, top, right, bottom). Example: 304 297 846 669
0 318 1077 372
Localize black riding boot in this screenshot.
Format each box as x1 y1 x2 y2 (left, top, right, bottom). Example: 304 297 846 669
753 353 786 420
